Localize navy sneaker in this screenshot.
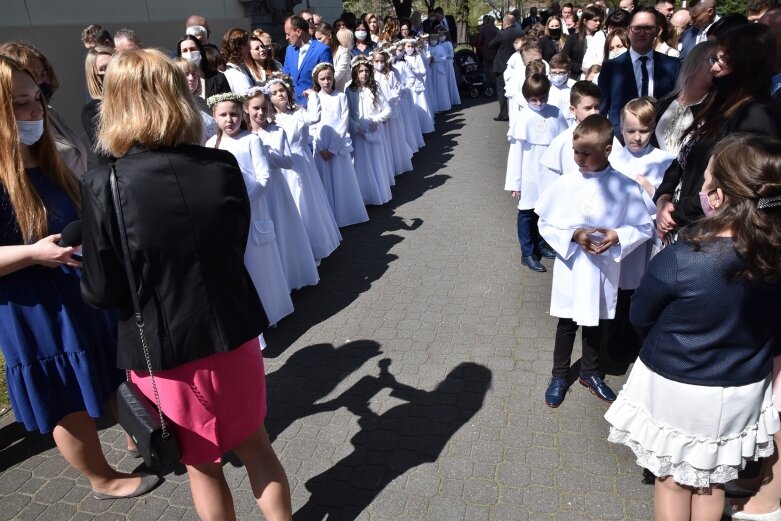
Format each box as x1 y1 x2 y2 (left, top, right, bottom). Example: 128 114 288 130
545 377 569 408
579 375 617 403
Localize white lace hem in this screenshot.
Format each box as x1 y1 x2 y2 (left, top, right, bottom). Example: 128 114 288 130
609 427 775 487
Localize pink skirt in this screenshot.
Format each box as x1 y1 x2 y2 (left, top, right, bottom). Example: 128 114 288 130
130 338 266 465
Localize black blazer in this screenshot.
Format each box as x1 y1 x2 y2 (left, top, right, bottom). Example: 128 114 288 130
489 25 525 73
562 32 586 77
80 145 267 372
204 70 231 99
598 50 680 137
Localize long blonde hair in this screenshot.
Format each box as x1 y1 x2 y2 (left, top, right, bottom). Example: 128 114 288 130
97 49 203 157
0 56 79 243
84 45 115 100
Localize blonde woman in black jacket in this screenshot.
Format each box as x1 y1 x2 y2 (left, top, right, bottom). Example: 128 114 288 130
80 49 291 521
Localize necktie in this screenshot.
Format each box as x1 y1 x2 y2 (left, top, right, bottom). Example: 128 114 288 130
639 56 649 97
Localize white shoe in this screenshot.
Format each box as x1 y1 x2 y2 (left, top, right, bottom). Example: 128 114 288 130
725 504 781 521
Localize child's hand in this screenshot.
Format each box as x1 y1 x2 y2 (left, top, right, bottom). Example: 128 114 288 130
573 228 599 254
593 228 619 254
510 191 520 199
302 89 315 98
319 150 334 161
635 174 654 197
368 121 378 132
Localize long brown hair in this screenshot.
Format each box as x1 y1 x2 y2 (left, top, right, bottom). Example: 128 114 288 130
348 62 380 107
683 134 781 283
0 56 79 243
221 28 248 66
685 24 777 142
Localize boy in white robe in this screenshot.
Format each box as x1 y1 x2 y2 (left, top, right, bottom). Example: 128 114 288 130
541 81 621 177
504 72 569 272
546 53 576 127
605 98 675 361
505 42 550 127
536 115 653 408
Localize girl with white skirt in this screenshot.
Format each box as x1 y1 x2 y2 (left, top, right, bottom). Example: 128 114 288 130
427 35 451 113
373 51 414 176
391 44 425 152
244 87 320 291
345 57 393 206
437 31 461 107
206 93 293 326
268 78 342 263
309 63 369 228
401 39 435 134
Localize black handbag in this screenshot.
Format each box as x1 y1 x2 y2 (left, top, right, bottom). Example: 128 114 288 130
110 166 181 468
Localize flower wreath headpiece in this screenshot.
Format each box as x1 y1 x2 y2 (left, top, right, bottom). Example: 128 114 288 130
311 62 335 82
206 92 246 109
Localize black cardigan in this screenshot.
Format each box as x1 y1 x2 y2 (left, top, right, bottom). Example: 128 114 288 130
655 98 781 228
80 145 267 371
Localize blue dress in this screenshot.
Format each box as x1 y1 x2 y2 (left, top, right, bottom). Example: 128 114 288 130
0 168 122 433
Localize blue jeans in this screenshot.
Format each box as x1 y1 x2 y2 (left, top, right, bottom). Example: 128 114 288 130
516 209 542 258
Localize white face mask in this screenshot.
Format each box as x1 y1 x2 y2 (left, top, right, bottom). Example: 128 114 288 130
609 48 627 60
355 30 368 40
549 73 568 86
187 50 202 66
438 36 446 42
528 102 546 112
373 62 385 72
405 47 415 55
17 119 44 146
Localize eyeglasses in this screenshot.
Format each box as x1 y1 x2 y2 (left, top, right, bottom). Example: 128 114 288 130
707 55 729 66
629 25 657 33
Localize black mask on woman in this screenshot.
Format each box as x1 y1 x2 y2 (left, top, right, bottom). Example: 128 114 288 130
711 73 734 96
549 28 562 38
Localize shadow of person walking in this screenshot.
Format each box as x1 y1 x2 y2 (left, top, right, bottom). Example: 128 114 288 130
293 360 492 520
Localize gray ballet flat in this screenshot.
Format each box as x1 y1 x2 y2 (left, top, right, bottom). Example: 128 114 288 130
91 474 160 500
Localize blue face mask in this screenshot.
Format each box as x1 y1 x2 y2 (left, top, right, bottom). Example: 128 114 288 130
17 119 44 145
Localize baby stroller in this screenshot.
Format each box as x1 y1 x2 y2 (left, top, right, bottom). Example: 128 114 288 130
455 48 494 98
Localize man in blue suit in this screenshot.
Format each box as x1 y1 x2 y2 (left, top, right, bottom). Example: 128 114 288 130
679 0 719 60
598 7 680 139
283 15 332 106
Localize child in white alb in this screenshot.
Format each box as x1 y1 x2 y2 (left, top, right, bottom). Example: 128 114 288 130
536 115 653 409
504 72 568 273
206 93 293 327
546 53 576 127
605 97 675 361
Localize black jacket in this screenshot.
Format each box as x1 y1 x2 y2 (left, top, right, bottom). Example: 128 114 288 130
655 98 781 227
489 24 525 73
80 145 267 372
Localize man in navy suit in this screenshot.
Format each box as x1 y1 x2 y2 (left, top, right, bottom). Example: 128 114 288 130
283 15 332 106
598 7 680 139
679 0 719 60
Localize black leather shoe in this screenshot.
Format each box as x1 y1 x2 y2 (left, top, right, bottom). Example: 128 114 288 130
579 375 617 403
539 244 557 259
493 116 509 121
521 256 546 272
545 377 569 408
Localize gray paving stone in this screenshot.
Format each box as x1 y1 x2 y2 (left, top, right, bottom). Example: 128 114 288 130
0 97 656 520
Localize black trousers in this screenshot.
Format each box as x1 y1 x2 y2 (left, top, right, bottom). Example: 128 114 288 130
552 317 603 378
495 74 508 119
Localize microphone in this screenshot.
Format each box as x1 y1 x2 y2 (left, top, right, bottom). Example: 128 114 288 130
58 220 82 248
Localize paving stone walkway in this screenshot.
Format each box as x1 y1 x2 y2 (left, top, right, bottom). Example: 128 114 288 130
0 97 656 520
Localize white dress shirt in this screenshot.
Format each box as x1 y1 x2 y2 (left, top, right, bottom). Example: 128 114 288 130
629 48 655 97
297 42 310 69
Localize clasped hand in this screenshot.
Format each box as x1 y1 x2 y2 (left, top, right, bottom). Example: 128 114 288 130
573 228 619 255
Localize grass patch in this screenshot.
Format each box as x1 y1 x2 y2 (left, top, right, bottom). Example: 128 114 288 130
0 351 9 414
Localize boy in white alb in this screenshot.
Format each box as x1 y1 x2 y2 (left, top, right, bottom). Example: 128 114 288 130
504 72 569 272
536 115 653 408
546 53 576 127
541 81 621 177
605 98 675 360
505 42 550 127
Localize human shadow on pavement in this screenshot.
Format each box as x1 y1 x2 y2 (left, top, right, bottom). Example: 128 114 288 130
262 340 384 443
292 360 492 521
264 110 465 355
